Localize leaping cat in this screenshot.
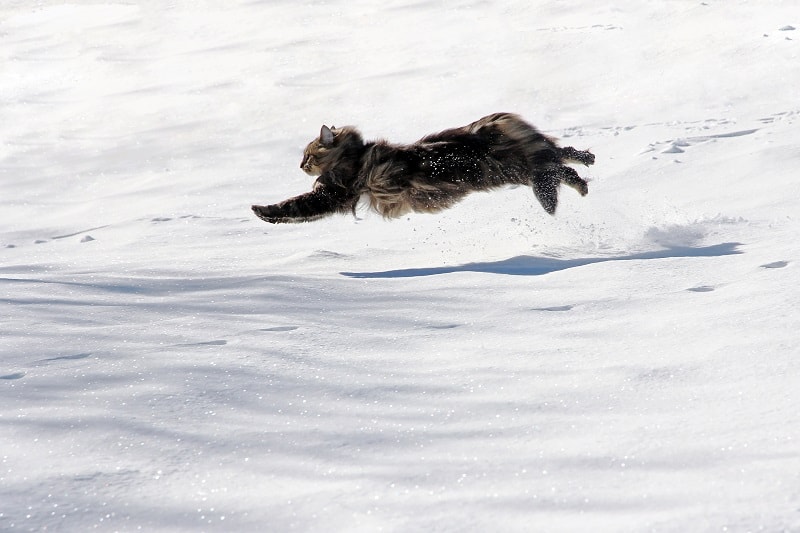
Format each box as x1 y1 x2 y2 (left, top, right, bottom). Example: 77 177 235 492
252 113 594 224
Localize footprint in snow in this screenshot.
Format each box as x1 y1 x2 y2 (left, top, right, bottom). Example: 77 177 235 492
1 372 25 380
260 326 299 332
758 110 797 125
659 129 759 155
761 260 789 269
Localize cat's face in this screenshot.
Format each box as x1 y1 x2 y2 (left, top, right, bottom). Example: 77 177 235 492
300 125 363 176
300 125 335 176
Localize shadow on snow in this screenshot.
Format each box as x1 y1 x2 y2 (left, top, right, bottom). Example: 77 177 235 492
341 242 743 279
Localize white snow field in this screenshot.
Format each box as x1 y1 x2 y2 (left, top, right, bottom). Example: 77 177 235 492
2 1 799 531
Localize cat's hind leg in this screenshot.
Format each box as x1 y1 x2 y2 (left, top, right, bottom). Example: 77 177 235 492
530 165 589 215
559 146 595 167
530 168 561 215
556 165 589 196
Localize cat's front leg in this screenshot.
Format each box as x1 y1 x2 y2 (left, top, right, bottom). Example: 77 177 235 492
251 202 293 224
252 185 358 224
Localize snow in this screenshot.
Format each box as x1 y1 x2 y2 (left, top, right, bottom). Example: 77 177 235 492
2 1 799 531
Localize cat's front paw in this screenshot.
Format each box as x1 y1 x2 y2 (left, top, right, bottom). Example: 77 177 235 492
252 204 283 224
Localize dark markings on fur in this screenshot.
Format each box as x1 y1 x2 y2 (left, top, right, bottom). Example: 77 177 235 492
252 113 594 223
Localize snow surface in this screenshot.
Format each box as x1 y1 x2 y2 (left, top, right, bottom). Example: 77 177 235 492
2 1 800 531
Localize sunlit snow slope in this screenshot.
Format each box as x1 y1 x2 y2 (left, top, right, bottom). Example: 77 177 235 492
2 1 799 531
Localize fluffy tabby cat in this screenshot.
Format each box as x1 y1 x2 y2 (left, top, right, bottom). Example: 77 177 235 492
252 113 594 224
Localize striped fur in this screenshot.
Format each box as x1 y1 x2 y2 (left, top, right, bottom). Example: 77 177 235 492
252 113 593 224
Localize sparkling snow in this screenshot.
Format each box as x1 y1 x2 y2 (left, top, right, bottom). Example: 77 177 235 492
2 1 799 531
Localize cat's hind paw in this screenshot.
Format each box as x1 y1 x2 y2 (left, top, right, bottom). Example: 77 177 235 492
560 147 595 167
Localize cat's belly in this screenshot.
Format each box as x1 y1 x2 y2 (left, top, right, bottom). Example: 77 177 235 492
362 154 479 218
365 180 471 219
363 189 416 219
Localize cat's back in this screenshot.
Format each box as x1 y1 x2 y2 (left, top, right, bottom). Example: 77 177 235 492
466 112 550 143
359 112 555 185
417 112 547 148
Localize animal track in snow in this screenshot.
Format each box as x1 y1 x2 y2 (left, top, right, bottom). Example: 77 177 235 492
558 111 796 146
757 110 799 124
260 326 299 332
761 260 789 269
652 128 759 155
629 110 798 156
26 225 108 246
1 372 25 380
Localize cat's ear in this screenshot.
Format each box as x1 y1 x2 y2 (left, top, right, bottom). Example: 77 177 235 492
320 125 334 146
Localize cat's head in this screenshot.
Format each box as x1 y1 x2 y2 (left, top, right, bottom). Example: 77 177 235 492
300 125 364 176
